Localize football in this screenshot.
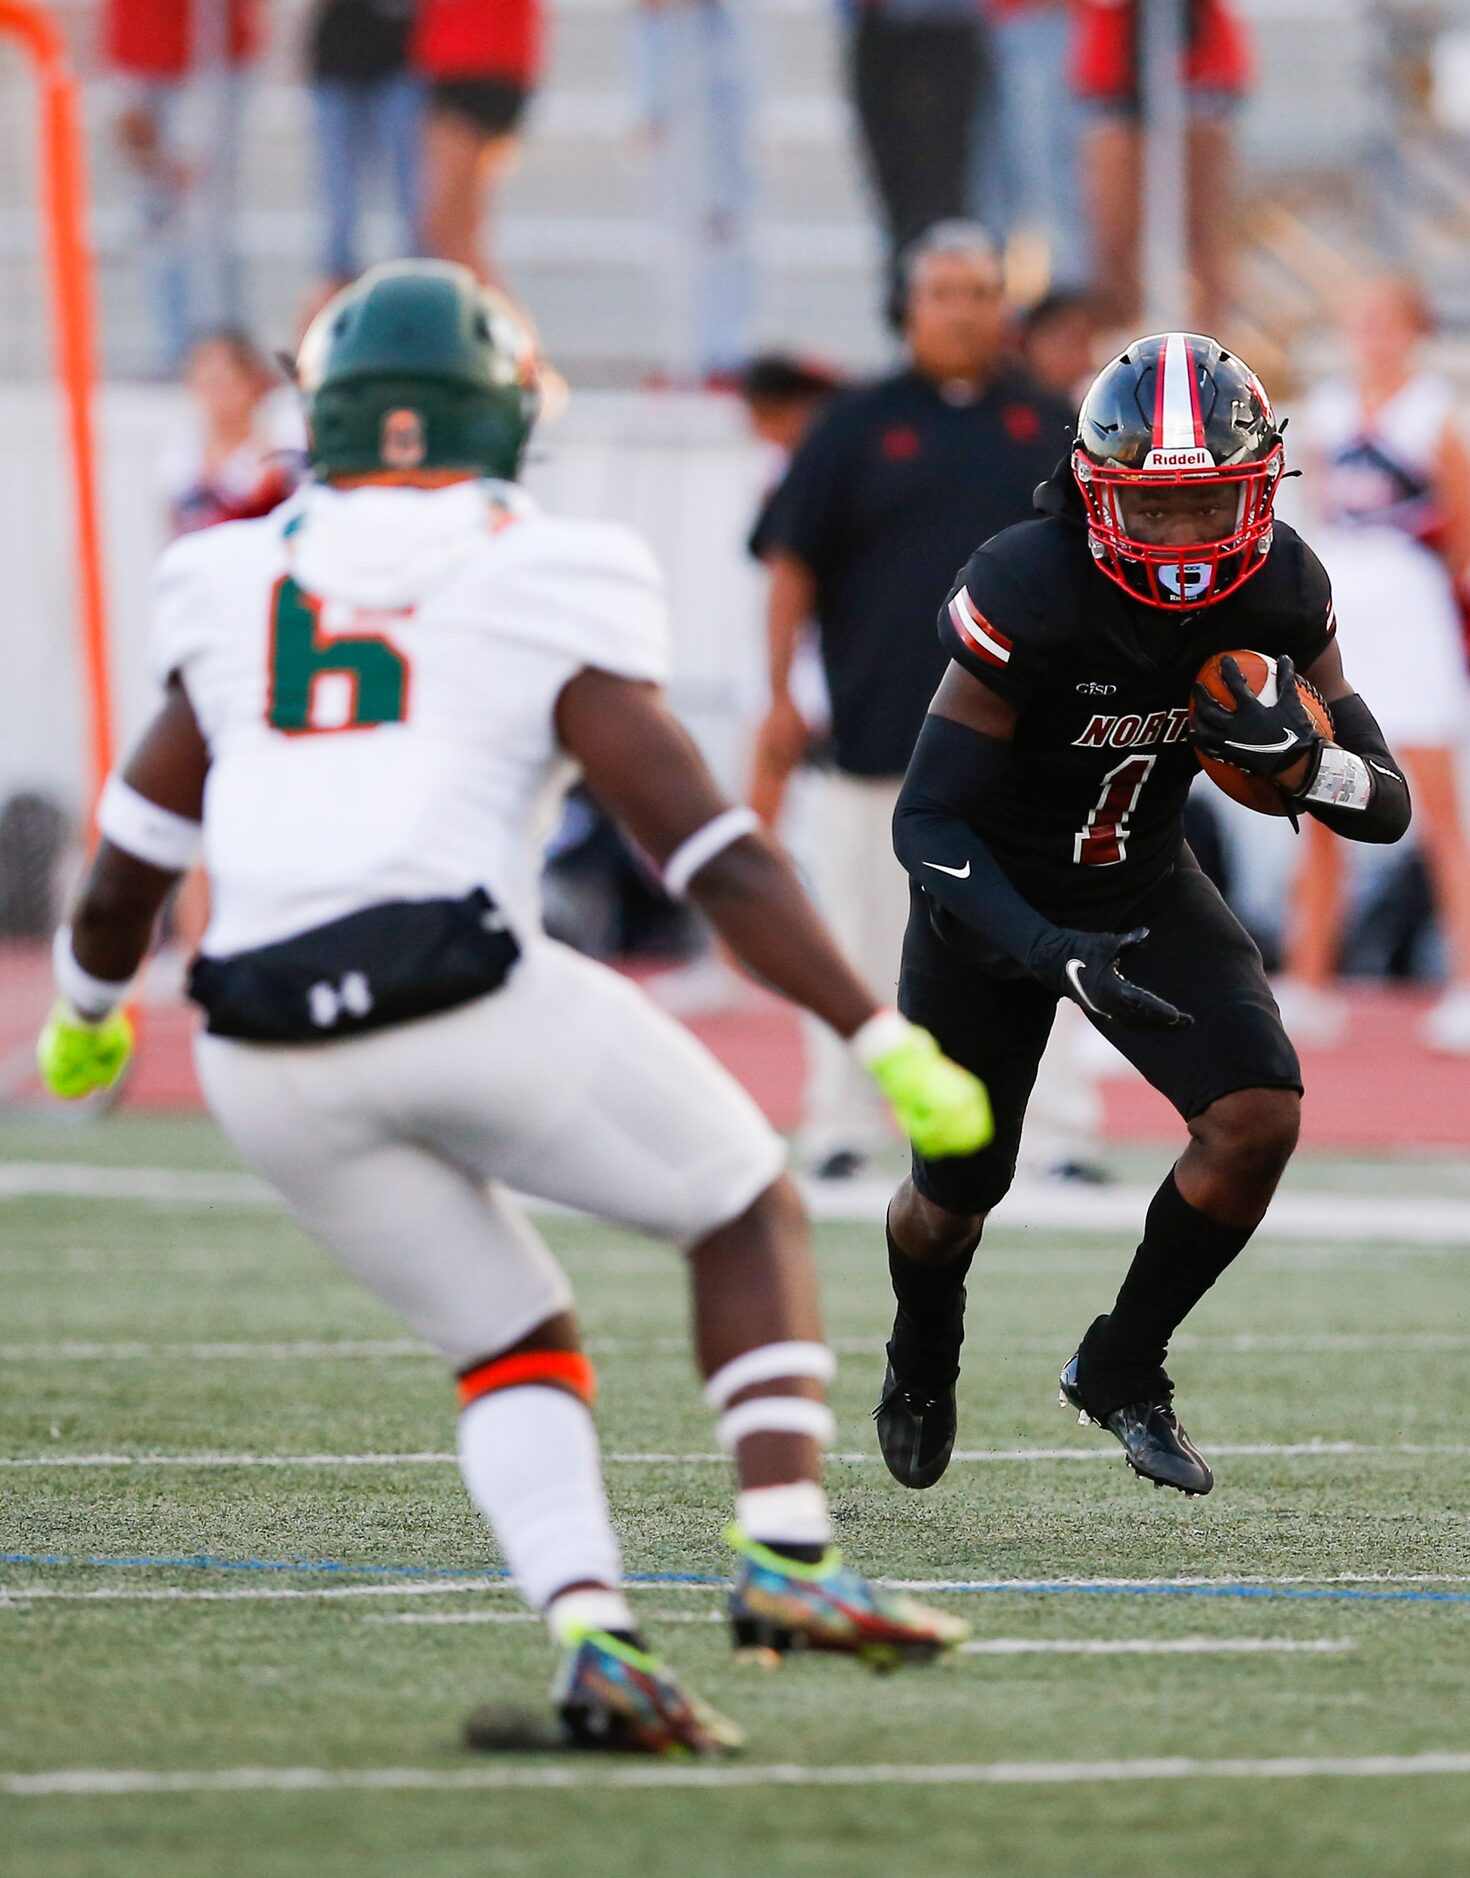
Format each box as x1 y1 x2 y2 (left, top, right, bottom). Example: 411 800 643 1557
1190 649 1335 816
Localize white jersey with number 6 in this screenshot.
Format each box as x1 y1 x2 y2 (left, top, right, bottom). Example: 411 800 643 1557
157 474 783 1361
150 478 670 959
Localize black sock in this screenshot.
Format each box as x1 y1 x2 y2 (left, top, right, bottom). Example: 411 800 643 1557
886 1213 980 1380
1097 1172 1253 1371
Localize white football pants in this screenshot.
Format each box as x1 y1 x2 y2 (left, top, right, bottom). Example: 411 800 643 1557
195 939 786 1370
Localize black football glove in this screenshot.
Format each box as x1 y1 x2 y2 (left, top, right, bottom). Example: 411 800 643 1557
1189 654 1325 782
1029 927 1192 1031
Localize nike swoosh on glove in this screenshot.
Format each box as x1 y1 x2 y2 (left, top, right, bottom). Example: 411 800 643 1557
1188 654 1325 780
36 1000 135 1100
1030 928 1192 1031
863 1022 995 1159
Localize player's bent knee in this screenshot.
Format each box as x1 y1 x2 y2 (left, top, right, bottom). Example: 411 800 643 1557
685 1171 803 1263
901 1184 986 1261
1191 1087 1301 1184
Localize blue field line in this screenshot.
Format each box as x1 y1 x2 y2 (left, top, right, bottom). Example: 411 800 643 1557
4 1551 1470 1604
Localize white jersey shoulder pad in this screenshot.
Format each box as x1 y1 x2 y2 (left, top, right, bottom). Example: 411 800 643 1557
473 513 671 686
148 514 287 690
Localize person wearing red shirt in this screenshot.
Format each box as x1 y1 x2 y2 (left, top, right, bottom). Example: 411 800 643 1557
1071 0 1253 329
414 0 544 287
105 0 261 372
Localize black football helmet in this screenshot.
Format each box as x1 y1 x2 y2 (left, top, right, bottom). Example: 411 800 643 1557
1072 333 1284 608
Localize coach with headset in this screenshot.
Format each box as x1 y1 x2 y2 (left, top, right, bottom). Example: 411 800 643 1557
752 223 1073 1178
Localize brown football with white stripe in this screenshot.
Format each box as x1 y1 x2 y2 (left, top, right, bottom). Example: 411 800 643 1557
1191 650 1334 816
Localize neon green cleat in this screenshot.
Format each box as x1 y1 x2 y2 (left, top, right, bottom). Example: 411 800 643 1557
727 1527 970 1671
36 1000 134 1101
526 1626 743 1757
865 1021 993 1159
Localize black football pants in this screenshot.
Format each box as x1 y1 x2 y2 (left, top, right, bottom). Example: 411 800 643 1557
899 849 1303 1216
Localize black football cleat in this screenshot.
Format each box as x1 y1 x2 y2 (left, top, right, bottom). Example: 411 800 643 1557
874 1358 958 1488
1059 1320 1213 1498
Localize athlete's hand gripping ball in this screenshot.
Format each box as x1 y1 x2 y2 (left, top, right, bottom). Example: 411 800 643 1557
856 1014 994 1158
36 1000 135 1100
1034 927 1192 1032
1189 654 1326 784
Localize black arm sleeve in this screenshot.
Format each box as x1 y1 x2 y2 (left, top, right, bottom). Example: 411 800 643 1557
892 712 1067 975
1294 693 1412 844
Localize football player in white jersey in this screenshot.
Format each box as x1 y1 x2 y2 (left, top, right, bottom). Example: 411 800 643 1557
38 263 992 1756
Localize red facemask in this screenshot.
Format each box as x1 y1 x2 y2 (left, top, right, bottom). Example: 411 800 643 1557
1073 443 1285 609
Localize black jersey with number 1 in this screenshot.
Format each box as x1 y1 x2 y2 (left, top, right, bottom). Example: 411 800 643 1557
936 463 1338 929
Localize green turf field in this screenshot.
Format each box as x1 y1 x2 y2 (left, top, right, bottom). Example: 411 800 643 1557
4 1114 1470 1876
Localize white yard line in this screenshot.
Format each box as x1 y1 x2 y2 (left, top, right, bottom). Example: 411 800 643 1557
367 1610 719 1626
0 1164 270 1205
957 1638 1354 1656
8 1752 1470 1797
364 1619 1351 1649
6 1330 1470 1363
0 1573 1464 1608
0 1440 1464 1469
0 1340 430 1363
10 1161 1470 1247
0 1579 501 1607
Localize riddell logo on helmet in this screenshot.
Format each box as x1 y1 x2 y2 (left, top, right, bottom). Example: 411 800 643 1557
381 408 427 468
1142 448 1214 471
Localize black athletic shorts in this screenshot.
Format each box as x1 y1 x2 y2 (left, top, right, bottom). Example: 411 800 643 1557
899 848 1302 1215
430 78 529 138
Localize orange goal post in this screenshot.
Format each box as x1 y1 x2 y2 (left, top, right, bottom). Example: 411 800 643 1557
0 0 114 795
0 0 115 1100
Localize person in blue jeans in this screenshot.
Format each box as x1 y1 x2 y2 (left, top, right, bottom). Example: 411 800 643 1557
632 0 758 384
969 0 1089 293
305 0 423 298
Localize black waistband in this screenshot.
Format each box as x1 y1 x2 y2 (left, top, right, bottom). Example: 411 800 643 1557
188 887 521 1043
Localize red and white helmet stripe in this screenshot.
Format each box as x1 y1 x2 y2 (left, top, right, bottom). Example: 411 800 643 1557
1149 332 1207 460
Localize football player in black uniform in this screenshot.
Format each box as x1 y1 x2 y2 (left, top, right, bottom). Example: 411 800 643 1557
875 333 1413 1496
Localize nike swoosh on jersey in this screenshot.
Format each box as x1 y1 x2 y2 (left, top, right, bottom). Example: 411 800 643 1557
1367 760 1400 780
1224 730 1300 754
922 859 971 879
1064 958 1103 1016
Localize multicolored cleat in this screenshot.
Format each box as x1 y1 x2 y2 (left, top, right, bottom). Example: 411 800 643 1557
726 1527 969 1670
545 1627 744 1756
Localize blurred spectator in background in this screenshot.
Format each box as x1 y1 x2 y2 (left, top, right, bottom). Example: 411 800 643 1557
847 0 987 327
970 0 1087 296
752 224 1073 1174
634 0 757 386
742 354 847 460
1073 0 1252 331
305 0 422 308
415 0 544 291
1015 288 1102 403
743 355 846 828
106 0 260 375
1284 274 1470 1052
641 353 847 1020
154 327 304 961
160 330 305 538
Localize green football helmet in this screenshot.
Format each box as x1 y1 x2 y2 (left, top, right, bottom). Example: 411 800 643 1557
295 261 541 481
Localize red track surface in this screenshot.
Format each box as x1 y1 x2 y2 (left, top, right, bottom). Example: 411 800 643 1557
4 944 1468 1149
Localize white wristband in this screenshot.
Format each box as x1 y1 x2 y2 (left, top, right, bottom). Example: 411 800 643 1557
1300 746 1375 812
52 926 133 1021
661 807 760 899
97 776 201 872
851 1007 912 1067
